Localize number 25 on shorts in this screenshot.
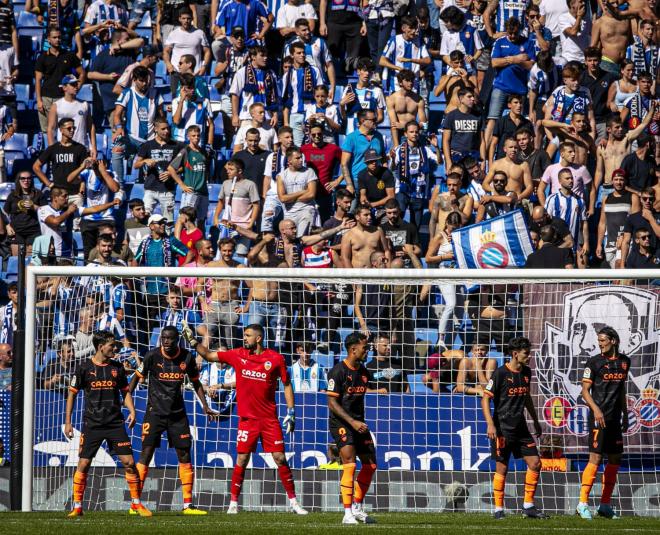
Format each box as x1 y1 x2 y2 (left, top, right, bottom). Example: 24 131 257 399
237 430 249 442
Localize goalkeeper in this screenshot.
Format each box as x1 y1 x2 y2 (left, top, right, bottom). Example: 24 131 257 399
183 321 308 515
129 326 217 515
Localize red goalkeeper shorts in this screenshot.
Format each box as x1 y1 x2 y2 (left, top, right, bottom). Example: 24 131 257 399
236 417 285 453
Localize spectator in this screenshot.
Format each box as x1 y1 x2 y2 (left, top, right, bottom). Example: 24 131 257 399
485 17 535 146
429 172 474 237
157 0 192 44
0 0 17 127
625 228 660 269
88 30 142 126
514 126 550 185
82 0 129 39
303 85 341 145
441 87 484 167
391 120 440 227
35 27 85 133
133 118 183 222
421 349 464 393
527 49 562 137
341 109 385 193
87 221 136 266
164 7 211 93
172 53 211 99
622 134 656 194
367 334 407 393
39 337 76 392
301 121 342 222
380 16 431 93
529 205 573 249
282 41 324 146
475 171 518 222
124 198 151 254
544 111 595 168
277 146 319 237
465 155 487 205
439 6 482 80
0 282 16 346
171 73 213 144
229 46 279 129
4 172 47 255
261 126 296 231
538 141 592 206
37 186 118 258
385 69 427 148
26 0 83 55
283 19 335 98
289 342 328 393
168 124 212 229
321 188 355 253
234 128 271 194
67 155 121 260
558 0 591 63
543 64 595 135
453 343 497 395
174 206 204 264
112 44 160 96
524 224 575 268
319 0 364 75
581 47 617 143
340 203 391 268
618 188 660 268
339 58 386 134
524 3 551 55
358 149 395 223
381 198 422 267
354 250 394 338
626 19 658 79
159 285 209 349
622 73 657 137
0 345 13 389
276 1 317 38
112 65 165 185
233 102 278 152
213 0 273 46
608 59 638 113
490 94 532 164
200 360 236 405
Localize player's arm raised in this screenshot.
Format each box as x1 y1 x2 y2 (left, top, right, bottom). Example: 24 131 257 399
181 321 221 362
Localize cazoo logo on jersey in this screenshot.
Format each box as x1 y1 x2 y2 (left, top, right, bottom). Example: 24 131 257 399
242 369 267 380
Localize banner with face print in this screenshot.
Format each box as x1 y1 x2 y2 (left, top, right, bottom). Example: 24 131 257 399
525 283 660 451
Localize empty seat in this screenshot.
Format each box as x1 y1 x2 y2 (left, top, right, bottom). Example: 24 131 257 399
5 133 28 153
78 84 93 102
407 373 430 393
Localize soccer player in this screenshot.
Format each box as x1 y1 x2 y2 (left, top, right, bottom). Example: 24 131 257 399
576 326 630 520
326 331 377 525
182 322 308 515
481 337 548 519
64 330 151 517
129 325 217 515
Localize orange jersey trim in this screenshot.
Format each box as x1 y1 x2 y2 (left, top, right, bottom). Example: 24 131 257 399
483 390 494 398
326 391 340 398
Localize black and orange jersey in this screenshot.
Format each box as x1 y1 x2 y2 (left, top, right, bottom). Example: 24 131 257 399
484 363 532 437
70 358 129 428
326 360 372 427
582 353 630 421
136 347 199 417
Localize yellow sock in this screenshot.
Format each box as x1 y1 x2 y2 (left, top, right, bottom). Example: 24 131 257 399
136 462 149 497
340 463 356 508
125 471 141 501
524 469 540 504
493 473 505 509
179 463 194 505
73 470 87 504
580 462 599 503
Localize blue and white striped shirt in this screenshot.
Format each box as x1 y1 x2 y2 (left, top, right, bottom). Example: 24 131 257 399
282 64 323 113
171 97 212 142
381 34 430 93
545 190 586 246
115 86 163 142
495 0 527 33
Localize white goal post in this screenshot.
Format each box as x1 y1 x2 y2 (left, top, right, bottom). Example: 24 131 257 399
21 266 660 514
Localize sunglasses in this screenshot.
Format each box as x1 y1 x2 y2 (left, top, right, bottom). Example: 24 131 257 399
641 196 654 201
492 179 506 184
639 235 651 240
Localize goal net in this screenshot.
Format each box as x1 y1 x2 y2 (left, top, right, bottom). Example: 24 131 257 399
21 266 660 516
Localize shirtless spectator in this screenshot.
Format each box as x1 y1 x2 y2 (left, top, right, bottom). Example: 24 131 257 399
475 171 519 222
591 0 632 75
386 69 427 148
429 172 474 236
543 111 596 167
483 137 533 204
199 237 244 349
433 51 476 115
538 141 593 207
592 108 655 214
452 343 497 396
340 204 391 268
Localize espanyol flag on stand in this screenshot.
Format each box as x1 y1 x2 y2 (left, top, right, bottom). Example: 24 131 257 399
451 209 534 269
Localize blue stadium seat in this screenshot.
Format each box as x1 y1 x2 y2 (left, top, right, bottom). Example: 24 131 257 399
136 27 153 41
150 328 161 348
208 183 221 200
129 183 144 200
155 62 167 80
17 11 40 29
6 256 18 277
5 133 28 153
416 328 438 347
15 84 30 105
95 133 108 158
138 11 153 28
408 373 429 393
78 84 93 102
312 351 334 369
0 182 14 201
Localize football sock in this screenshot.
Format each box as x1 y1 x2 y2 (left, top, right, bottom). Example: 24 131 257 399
73 470 87 506
136 462 149 497
179 463 194 506
353 463 376 504
277 464 297 499
125 470 141 502
524 468 540 507
493 473 505 510
230 465 246 502
340 463 356 510
580 462 599 504
601 464 620 505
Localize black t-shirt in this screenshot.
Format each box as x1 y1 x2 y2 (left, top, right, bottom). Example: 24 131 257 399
493 115 532 159
358 167 395 203
160 0 191 25
381 218 419 268
322 215 347 246
137 139 185 193
582 354 631 421
366 357 405 393
37 142 88 194
516 148 550 182
35 50 82 99
70 358 129 428
326 360 372 426
524 243 574 268
621 151 656 192
581 69 618 121
90 49 136 113
624 210 660 250
137 347 199 416
235 147 270 193
625 247 660 268
529 215 571 242
441 108 482 153
483 363 532 438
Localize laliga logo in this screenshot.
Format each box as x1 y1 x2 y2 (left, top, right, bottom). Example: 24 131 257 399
536 286 660 431
476 230 509 269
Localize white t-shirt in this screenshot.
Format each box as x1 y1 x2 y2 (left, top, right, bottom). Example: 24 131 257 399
276 3 317 29
539 0 568 38
55 98 90 146
278 166 318 214
38 204 80 256
165 27 210 72
557 12 591 63
233 124 278 151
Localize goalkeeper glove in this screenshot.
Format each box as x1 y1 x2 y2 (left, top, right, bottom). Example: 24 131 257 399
283 408 295 435
181 320 198 347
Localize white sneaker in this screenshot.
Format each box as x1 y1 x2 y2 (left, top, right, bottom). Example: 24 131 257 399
342 512 359 524
226 502 239 514
290 501 309 515
351 506 375 524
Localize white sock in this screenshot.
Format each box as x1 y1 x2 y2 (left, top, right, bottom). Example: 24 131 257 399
578 501 588 507
183 502 191 509
230 500 238 506
132 498 140 505
523 502 534 509
344 506 353 514
494 506 504 512
73 501 82 509
289 497 298 506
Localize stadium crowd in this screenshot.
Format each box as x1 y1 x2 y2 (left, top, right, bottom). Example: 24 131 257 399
0 0 659 392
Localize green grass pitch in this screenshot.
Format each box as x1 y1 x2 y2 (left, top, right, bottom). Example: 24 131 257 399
1 512 660 534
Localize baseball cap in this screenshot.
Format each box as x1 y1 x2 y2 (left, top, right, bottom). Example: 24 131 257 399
60 74 78 86
363 148 382 163
141 44 162 57
231 26 245 37
612 168 626 178
148 214 168 225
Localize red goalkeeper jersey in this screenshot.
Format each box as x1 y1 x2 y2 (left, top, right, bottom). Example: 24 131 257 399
215 348 289 419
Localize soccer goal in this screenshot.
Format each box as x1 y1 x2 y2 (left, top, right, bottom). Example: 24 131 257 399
20 265 660 515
